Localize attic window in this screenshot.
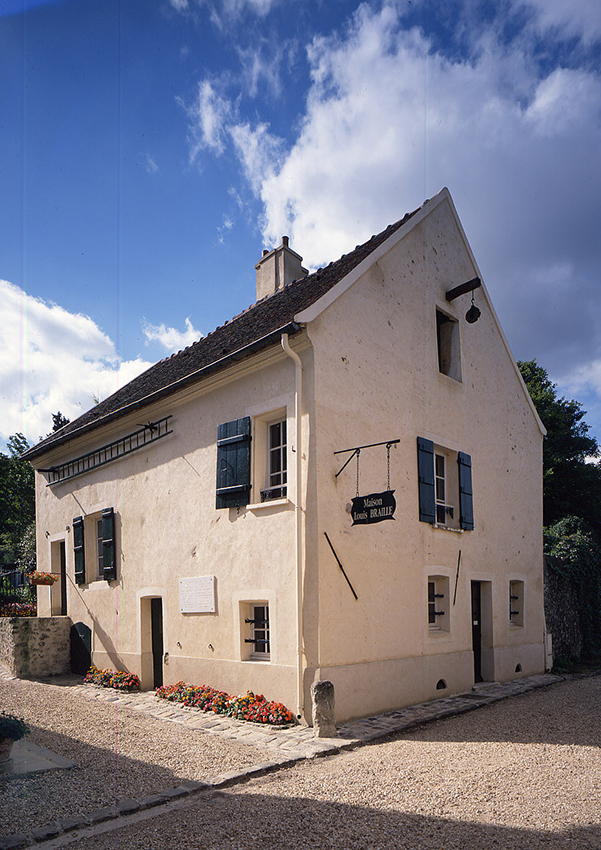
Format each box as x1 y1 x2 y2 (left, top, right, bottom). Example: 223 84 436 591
436 310 461 381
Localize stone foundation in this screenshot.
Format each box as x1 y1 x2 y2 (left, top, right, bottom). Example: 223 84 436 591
0 616 71 678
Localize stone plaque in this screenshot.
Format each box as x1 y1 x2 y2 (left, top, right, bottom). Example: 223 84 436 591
179 575 216 613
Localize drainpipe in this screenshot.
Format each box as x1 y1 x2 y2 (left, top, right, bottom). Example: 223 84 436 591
281 332 304 721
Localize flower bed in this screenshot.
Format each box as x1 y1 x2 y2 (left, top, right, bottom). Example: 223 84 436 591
0 602 36 617
83 665 141 691
156 681 295 726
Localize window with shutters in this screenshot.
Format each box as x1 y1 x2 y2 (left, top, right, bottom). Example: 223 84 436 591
216 417 252 509
428 576 449 631
242 603 271 660
509 580 524 627
261 419 287 502
417 437 474 530
72 508 117 585
436 309 461 381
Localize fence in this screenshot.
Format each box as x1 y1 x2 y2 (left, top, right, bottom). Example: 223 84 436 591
0 569 36 617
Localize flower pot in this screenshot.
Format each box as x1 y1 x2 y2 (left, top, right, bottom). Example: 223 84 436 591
0 737 15 763
30 573 58 586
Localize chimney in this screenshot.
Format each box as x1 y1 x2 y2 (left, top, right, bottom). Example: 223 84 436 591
255 236 308 301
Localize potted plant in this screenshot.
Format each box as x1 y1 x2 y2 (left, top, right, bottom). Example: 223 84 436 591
29 570 58 586
0 712 30 762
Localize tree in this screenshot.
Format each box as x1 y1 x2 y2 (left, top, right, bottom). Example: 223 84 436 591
0 434 35 565
518 360 601 535
51 412 70 432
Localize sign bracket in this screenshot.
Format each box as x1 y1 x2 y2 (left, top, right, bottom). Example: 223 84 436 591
334 439 400 478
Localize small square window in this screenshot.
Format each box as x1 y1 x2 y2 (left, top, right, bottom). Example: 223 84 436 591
509 580 524 627
428 576 450 631
244 604 270 660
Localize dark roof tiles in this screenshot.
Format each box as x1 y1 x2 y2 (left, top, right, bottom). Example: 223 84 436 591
25 201 424 460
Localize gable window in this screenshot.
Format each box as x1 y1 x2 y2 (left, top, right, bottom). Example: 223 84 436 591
216 417 252 509
244 604 270 660
428 576 449 631
417 437 474 530
436 309 461 381
262 420 287 502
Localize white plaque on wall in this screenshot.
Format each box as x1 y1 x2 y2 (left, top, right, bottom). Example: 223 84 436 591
179 576 216 613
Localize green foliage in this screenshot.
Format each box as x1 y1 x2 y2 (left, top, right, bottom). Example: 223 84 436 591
51 412 70 432
15 523 36 573
518 360 601 534
0 712 30 741
545 516 601 657
0 434 35 565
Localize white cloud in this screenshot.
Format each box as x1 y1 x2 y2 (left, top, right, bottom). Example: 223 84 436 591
144 153 160 174
0 281 152 448
186 80 233 159
521 0 601 45
142 317 202 352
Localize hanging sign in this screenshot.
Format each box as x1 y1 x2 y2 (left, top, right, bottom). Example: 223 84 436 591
351 490 396 525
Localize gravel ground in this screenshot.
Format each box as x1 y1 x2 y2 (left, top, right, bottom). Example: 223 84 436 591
72 676 601 850
0 677 273 835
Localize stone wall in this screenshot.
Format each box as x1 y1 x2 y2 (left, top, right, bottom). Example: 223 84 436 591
0 617 71 677
544 556 582 662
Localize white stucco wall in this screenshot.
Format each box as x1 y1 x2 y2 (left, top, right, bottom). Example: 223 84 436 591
303 194 545 720
33 344 313 713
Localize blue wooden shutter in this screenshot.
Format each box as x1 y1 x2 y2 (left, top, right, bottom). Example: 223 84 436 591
73 516 85 585
102 507 116 581
417 437 435 524
216 417 251 508
458 451 474 530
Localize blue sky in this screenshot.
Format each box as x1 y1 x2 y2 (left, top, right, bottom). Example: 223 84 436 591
1 0 600 451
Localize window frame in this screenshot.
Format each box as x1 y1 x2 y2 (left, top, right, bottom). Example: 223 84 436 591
436 308 462 381
427 575 450 632
509 580 524 628
262 418 287 502
243 603 271 661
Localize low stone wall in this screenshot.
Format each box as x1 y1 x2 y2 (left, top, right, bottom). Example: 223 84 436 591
0 616 71 678
544 556 582 661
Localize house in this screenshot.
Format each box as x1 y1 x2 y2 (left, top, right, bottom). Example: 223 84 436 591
24 188 547 723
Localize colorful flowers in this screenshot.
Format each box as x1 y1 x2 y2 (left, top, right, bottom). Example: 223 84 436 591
156 681 295 725
0 601 36 617
29 571 58 585
84 665 141 691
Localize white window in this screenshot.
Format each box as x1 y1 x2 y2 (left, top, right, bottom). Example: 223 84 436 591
244 604 270 659
261 420 287 502
435 453 455 526
509 580 524 627
428 576 449 631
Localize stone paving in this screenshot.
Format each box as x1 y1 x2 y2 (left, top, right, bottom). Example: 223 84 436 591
0 671 563 849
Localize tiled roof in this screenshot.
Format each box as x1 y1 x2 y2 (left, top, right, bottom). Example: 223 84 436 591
24 201 424 461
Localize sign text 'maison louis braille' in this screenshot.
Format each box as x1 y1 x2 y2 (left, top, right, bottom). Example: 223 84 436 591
351 490 396 525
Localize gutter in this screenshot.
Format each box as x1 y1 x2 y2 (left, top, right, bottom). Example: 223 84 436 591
281 332 305 721
24 322 302 462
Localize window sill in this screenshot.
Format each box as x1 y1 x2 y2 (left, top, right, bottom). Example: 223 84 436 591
245 657 271 663
247 498 290 511
432 524 464 533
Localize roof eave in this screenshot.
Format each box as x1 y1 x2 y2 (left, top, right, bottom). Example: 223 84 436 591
24 321 302 462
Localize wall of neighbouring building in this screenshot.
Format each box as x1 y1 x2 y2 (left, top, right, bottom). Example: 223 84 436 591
0 616 71 677
544 556 582 662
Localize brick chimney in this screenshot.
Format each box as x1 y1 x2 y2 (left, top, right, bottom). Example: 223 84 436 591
255 236 308 301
